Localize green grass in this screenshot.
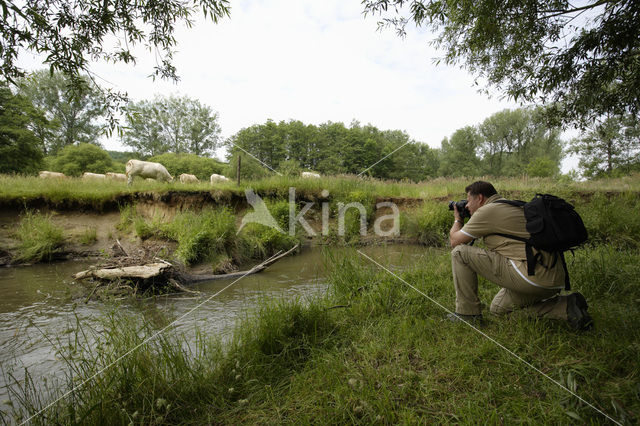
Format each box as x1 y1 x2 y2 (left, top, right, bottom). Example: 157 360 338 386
2 173 640 208
78 227 97 245
128 204 301 266
3 175 640 423
14 211 65 262
5 245 639 424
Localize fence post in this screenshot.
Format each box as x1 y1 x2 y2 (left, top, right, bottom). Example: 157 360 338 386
237 155 241 185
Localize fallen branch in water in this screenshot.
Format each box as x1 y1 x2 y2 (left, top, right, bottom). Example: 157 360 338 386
72 243 300 298
180 243 300 283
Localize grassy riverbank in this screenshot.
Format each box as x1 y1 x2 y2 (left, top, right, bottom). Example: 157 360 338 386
2 175 640 423
5 243 639 424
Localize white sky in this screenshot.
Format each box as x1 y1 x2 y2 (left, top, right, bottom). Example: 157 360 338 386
17 0 578 172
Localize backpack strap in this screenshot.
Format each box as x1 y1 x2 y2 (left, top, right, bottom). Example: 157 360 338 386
493 199 527 208
493 233 537 276
490 200 539 277
560 251 571 291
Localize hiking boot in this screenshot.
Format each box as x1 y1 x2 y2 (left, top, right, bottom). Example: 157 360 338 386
566 292 593 331
446 312 483 326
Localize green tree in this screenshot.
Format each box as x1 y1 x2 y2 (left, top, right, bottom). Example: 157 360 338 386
569 114 640 178
0 86 46 174
479 107 563 176
123 95 221 156
363 0 640 123
525 157 558 178
17 70 106 154
1 1 230 87
438 126 482 177
226 120 287 172
388 142 440 181
51 143 115 176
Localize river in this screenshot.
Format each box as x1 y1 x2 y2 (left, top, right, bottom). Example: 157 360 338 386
0 244 434 417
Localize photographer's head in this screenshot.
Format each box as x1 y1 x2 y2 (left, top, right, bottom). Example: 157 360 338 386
464 181 497 215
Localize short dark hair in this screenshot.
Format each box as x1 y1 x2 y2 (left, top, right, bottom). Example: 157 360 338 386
465 181 497 198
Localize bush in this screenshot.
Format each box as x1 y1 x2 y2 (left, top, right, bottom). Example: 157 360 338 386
148 153 225 181
50 143 116 176
225 153 271 180
15 211 64 262
277 159 302 177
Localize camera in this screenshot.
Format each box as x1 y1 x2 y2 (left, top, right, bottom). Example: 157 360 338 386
448 200 471 219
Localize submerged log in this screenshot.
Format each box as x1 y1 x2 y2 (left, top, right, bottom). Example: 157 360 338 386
73 244 300 291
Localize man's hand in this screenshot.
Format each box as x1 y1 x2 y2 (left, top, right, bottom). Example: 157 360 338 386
449 204 473 248
453 204 463 222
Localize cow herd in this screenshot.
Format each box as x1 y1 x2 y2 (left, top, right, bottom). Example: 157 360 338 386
38 159 322 185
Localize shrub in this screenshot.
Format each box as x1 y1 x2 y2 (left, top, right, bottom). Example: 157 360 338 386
50 143 116 176
277 159 302 177
148 153 225 181
225 153 271 180
15 211 65 262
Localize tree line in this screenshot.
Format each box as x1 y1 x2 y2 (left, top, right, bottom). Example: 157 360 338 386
1 69 638 180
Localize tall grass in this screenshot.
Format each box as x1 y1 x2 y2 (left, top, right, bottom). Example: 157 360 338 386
14 211 65 262
158 207 237 265
126 203 301 266
400 201 452 245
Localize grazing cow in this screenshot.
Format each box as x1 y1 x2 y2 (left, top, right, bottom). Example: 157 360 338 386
105 172 127 182
125 159 173 186
301 171 321 179
82 172 106 180
38 171 66 179
179 173 199 184
210 173 230 184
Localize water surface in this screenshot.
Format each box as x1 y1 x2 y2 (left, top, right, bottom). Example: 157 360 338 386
0 244 435 413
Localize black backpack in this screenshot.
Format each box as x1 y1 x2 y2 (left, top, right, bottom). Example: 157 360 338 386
493 194 588 290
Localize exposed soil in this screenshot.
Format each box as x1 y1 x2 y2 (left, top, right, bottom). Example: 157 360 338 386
1 188 632 267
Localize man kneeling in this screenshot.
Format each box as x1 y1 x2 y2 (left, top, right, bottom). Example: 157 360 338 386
448 181 593 330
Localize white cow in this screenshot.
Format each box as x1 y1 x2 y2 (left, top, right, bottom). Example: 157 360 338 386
38 171 66 179
106 172 127 182
125 159 173 186
210 173 230 184
179 173 199 184
301 171 321 179
82 172 106 180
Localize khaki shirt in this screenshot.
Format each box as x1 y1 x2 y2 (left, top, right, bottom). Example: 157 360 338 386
460 194 565 288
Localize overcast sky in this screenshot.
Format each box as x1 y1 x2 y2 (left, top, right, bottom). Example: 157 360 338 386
18 0 578 171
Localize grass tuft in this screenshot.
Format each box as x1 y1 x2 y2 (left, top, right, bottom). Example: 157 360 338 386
14 211 64 262
78 227 97 245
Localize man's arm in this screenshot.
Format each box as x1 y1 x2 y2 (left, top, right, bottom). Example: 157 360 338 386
449 205 474 248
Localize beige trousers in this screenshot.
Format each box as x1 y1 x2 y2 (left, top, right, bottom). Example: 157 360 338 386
451 244 568 319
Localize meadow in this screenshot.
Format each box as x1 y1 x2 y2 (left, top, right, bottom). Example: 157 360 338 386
1 173 640 207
